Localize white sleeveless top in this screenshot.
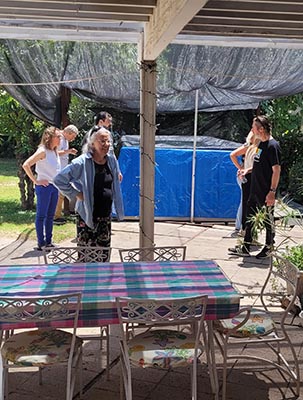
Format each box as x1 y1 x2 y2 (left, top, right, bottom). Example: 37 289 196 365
244 144 257 170
35 146 61 184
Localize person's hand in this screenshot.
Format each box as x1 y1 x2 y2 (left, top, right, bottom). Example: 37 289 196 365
119 172 123 182
76 192 84 201
236 168 243 177
69 148 78 155
265 191 275 206
35 179 49 187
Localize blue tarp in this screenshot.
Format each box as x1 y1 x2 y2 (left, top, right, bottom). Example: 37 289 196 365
119 146 240 219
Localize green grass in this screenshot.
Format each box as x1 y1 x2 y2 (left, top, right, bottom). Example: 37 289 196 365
0 158 76 242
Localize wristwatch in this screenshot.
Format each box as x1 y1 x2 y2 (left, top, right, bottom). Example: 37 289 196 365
270 188 276 193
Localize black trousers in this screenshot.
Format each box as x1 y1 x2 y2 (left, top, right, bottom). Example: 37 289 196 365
244 199 275 247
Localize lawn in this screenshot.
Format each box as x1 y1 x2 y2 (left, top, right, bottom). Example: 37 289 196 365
0 158 76 243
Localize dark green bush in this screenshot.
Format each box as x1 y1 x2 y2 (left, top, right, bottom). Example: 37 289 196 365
288 160 303 204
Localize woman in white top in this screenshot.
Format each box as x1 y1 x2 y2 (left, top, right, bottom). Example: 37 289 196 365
23 126 61 250
230 131 260 231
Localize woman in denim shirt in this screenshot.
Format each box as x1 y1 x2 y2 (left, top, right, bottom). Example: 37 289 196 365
54 128 124 261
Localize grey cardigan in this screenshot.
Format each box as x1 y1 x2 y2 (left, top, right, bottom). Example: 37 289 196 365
54 152 124 229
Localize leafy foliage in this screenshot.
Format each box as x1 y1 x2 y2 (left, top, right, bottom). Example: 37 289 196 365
261 95 303 197
284 245 303 271
0 88 45 210
288 161 303 203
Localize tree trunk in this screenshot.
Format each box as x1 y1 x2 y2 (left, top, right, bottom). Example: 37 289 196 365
16 154 35 210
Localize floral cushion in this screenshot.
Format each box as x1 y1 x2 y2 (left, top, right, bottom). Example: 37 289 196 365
1 329 83 366
128 329 203 369
214 308 275 338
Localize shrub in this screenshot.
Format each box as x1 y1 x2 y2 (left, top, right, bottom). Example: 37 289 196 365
288 160 303 204
283 245 303 271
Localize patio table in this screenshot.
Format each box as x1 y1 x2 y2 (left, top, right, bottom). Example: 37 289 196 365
0 259 240 330
0 259 240 399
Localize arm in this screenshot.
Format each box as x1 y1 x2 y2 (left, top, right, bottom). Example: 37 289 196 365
58 148 78 156
22 148 49 186
53 160 83 200
230 145 247 170
265 164 281 206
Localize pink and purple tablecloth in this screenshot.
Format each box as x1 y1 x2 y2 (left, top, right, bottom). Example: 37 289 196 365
0 260 240 329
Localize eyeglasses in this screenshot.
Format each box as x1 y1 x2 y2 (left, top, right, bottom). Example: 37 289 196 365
97 139 110 145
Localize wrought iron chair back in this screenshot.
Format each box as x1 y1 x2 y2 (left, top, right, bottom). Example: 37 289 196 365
116 295 208 400
0 293 82 400
119 245 186 262
43 245 111 264
0 292 81 324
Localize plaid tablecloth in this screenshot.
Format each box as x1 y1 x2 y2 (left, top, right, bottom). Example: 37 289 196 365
0 260 240 329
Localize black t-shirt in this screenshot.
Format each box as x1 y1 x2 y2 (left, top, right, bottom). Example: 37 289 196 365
93 161 113 221
250 138 281 204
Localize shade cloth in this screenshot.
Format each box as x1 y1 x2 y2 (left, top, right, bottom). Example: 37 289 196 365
1 40 303 123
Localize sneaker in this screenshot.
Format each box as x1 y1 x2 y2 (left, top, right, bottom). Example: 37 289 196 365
230 229 241 238
228 245 250 257
256 245 271 259
45 243 56 248
36 245 45 251
53 218 67 225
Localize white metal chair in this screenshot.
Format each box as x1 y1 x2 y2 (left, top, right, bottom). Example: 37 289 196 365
43 245 112 264
213 254 301 400
0 293 83 400
119 246 187 339
43 245 111 379
119 246 186 262
116 295 208 400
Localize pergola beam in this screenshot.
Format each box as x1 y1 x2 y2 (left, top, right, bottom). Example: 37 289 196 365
144 0 208 60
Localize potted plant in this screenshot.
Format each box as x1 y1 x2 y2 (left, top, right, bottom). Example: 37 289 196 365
248 199 303 296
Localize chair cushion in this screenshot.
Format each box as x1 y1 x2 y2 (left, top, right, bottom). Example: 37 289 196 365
128 329 202 369
214 308 275 338
1 329 83 366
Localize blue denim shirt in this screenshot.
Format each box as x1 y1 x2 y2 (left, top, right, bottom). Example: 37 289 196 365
54 152 124 229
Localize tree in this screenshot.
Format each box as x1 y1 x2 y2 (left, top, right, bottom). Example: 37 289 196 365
0 88 45 210
261 94 303 200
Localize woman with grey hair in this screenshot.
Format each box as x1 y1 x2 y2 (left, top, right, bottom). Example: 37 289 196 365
54 128 124 261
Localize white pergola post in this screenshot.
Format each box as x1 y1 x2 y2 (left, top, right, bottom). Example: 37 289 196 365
190 89 199 223
139 59 157 253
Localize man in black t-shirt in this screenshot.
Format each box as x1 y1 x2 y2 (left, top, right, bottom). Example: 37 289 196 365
81 111 113 151
82 111 122 182
229 116 281 259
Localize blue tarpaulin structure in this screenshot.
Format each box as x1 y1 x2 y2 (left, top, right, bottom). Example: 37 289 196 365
119 136 240 220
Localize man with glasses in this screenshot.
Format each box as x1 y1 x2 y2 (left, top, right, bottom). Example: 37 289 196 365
229 115 281 259
54 124 79 225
